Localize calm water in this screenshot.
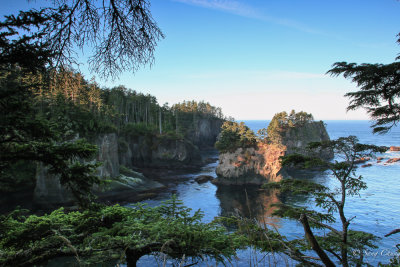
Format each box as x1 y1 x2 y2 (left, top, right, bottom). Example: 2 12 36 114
134 120 400 266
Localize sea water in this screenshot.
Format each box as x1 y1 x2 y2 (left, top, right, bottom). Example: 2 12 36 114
136 120 400 266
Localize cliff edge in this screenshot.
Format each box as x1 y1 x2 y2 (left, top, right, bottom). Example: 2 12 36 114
214 111 333 185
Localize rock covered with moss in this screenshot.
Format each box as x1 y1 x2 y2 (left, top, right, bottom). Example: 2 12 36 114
214 111 333 185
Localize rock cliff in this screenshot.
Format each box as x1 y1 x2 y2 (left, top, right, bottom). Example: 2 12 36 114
188 118 223 148
33 117 221 207
215 143 285 185
119 136 202 169
214 121 332 185
34 133 163 207
280 121 333 160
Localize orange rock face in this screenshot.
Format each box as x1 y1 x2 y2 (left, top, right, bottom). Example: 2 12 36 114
215 143 286 185
390 146 400 151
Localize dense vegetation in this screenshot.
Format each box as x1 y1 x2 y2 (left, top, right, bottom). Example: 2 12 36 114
266 110 314 144
215 121 257 153
215 110 315 153
0 66 226 195
0 196 244 267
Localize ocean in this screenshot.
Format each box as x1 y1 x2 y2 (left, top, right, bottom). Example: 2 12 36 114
133 120 400 266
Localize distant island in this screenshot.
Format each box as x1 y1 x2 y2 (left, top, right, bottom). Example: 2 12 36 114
214 110 333 185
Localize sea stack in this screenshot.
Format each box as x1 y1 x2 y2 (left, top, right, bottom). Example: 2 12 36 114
214 111 333 185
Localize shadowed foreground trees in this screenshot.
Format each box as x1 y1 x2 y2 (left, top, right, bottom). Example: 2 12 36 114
0 196 244 266
0 0 164 204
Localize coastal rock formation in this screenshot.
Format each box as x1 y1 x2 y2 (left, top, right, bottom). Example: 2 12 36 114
188 118 223 148
281 121 333 160
96 133 120 177
119 136 202 170
195 175 214 184
215 143 285 185
33 115 222 207
34 163 75 207
34 134 164 207
214 113 332 185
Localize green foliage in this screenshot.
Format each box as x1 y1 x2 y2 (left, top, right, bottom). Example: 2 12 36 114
172 100 226 120
120 122 158 137
328 61 400 134
0 67 101 205
0 161 36 193
0 196 243 266
259 136 386 266
266 110 314 143
215 121 257 153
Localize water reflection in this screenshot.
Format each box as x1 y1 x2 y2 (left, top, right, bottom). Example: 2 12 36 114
215 185 282 227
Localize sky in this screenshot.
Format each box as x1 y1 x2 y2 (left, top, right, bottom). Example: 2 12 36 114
2 0 400 120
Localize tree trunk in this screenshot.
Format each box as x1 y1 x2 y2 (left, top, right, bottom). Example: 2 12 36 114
126 243 162 267
299 213 336 267
159 108 162 134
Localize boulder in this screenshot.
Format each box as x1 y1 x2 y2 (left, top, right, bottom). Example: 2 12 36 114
194 175 214 184
204 157 218 164
390 146 400 151
361 163 372 168
354 157 371 164
386 158 400 164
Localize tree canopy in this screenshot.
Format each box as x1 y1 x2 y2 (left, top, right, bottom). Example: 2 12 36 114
0 196 244 266
266 110 314 144
215 121 257 153
327 33 400 134
327 61 400 134
0 0 164 79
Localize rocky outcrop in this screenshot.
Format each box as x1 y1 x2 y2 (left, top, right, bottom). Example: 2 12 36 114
119 136 202 170
188 118 223 148
34 163 75 208
215 143 286 185
195 175 214 184
214 121 332 185
96 133 119 177
94 169 164 202
281 121 333 160
33 133 161 208
33 129 209 207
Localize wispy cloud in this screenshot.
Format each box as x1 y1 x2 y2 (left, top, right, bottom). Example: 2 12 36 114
172 0 322 34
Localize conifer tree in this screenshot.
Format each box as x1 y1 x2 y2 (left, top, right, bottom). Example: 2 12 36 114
262 136 387 266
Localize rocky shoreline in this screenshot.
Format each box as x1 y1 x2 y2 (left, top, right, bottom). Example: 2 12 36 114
213 118 333 185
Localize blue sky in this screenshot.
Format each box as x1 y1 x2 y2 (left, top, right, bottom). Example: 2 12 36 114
2 0 400 120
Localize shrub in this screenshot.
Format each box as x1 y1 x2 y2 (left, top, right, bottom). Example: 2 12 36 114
215 121 257 153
